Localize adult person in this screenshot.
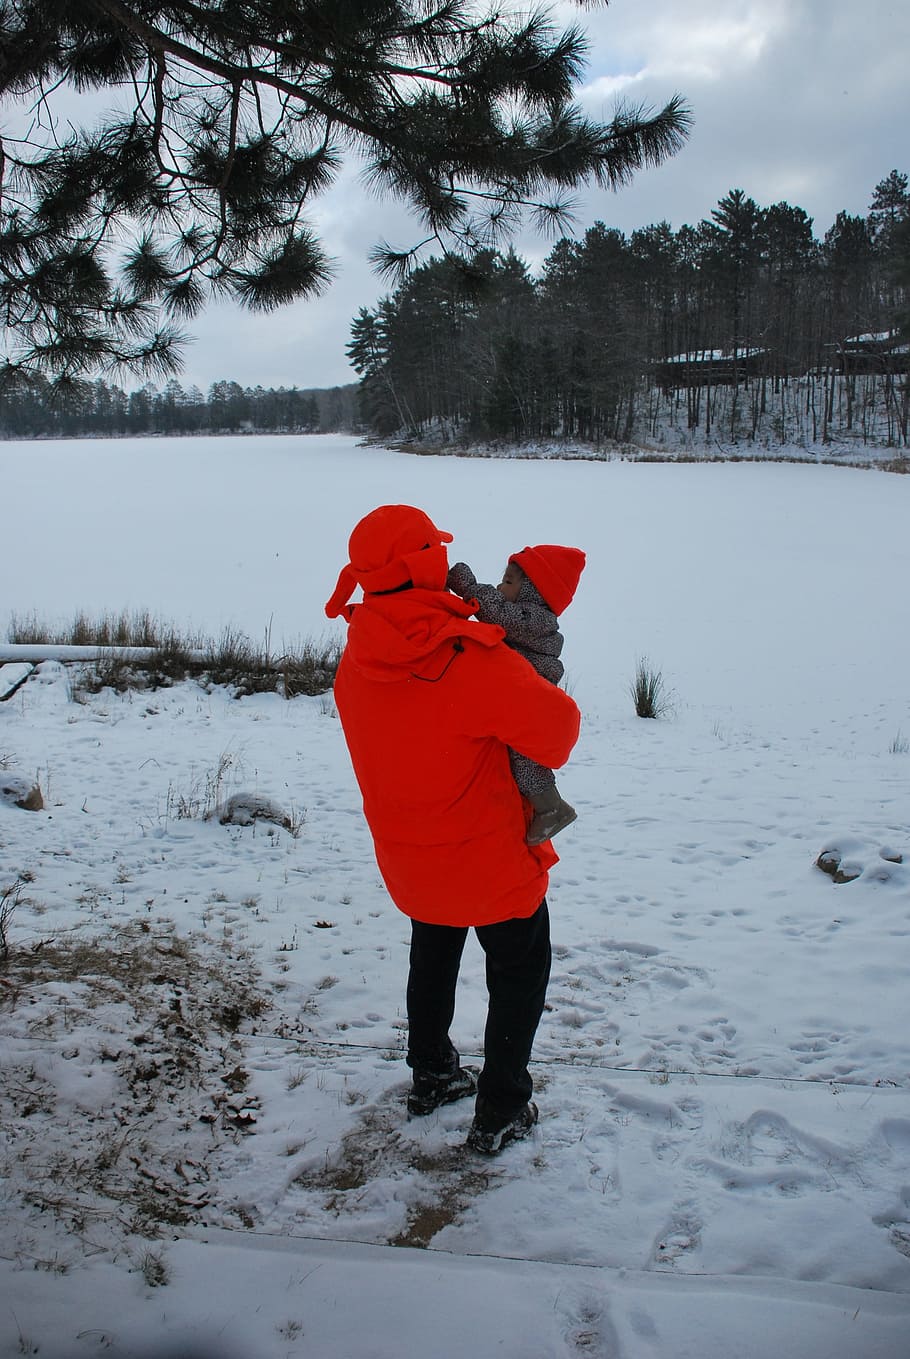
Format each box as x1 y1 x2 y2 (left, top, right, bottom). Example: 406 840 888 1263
325 505 580 1153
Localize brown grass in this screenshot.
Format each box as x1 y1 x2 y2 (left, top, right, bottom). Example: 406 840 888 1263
7 613 341 698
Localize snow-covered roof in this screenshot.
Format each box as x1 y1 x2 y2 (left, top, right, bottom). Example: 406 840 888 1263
660 347 767 364
843 330 899 345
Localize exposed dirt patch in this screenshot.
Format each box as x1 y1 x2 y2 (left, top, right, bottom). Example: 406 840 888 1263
295 1097 503 1247
1 920 269 1254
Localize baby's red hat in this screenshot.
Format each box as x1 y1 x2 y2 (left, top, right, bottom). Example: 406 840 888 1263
510 544 586 616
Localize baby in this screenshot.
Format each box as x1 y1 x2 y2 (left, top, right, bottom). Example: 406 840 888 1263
447 543 585 845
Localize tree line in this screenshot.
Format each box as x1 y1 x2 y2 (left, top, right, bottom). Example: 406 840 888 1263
0 377 358 439
347 172 910 448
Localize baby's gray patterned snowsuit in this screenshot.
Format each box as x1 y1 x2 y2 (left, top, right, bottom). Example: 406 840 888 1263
447 563 563 797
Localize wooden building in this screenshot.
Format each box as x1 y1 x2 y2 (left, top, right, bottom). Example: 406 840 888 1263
653 347 773 389
833 331 909 376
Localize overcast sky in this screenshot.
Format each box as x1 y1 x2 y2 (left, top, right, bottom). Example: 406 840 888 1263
154 1 910 391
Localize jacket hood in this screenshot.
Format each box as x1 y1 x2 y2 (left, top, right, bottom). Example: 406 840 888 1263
325 504 453 620
342 589 503 682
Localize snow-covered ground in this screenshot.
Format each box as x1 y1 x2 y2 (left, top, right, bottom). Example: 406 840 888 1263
1 434 909 1358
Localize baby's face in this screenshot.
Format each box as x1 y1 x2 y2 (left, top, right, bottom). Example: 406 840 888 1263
497 562 523 603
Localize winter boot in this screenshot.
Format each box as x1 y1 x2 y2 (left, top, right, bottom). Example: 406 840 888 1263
466 1102 539 1155
407 1065 478 1116
526 786 577 845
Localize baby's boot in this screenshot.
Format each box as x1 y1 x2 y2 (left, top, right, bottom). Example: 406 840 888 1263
526 787 577 845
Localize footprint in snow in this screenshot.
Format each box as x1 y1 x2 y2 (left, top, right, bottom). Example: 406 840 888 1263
556 1289 621 1357
651 1204 702 1267
878 1119 910 1154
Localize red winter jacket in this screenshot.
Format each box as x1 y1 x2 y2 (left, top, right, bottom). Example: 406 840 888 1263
333 587 580 927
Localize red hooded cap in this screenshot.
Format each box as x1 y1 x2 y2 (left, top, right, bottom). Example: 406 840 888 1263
509 544 586 616
325 504 454 620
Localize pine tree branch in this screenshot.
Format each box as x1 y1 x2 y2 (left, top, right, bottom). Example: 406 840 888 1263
88 0 380 140
1 0 691 377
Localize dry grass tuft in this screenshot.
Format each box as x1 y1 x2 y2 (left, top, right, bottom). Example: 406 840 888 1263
630 657 672 719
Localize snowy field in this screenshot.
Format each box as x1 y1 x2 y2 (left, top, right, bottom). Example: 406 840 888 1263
2 434 910 1358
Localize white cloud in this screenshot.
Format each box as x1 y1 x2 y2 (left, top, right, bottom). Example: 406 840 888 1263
569 0 789 78
582 71 646 102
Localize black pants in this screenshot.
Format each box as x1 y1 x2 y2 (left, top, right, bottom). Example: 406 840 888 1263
406 900 551 1123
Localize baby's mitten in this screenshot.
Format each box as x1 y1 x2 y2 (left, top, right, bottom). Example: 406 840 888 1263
446 561 477 598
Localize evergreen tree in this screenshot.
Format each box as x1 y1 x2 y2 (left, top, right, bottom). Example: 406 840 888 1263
0 0 689 382
126 383 153 432
868 171 910 332
303 394 320 430
574 223 638 439
629 221 679 367
760 202 817 373
472 251 539 439
706 189 764 364
348 303 409 433
894 216 910 338
868 170 910 249
823 212 877 338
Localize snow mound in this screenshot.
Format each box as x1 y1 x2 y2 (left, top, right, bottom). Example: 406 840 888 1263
0 772 43 810
215 791 299 835
816 837 906 886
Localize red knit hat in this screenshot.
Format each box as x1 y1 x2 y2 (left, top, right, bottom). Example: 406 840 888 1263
509 544 586 615
325 505 454 619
